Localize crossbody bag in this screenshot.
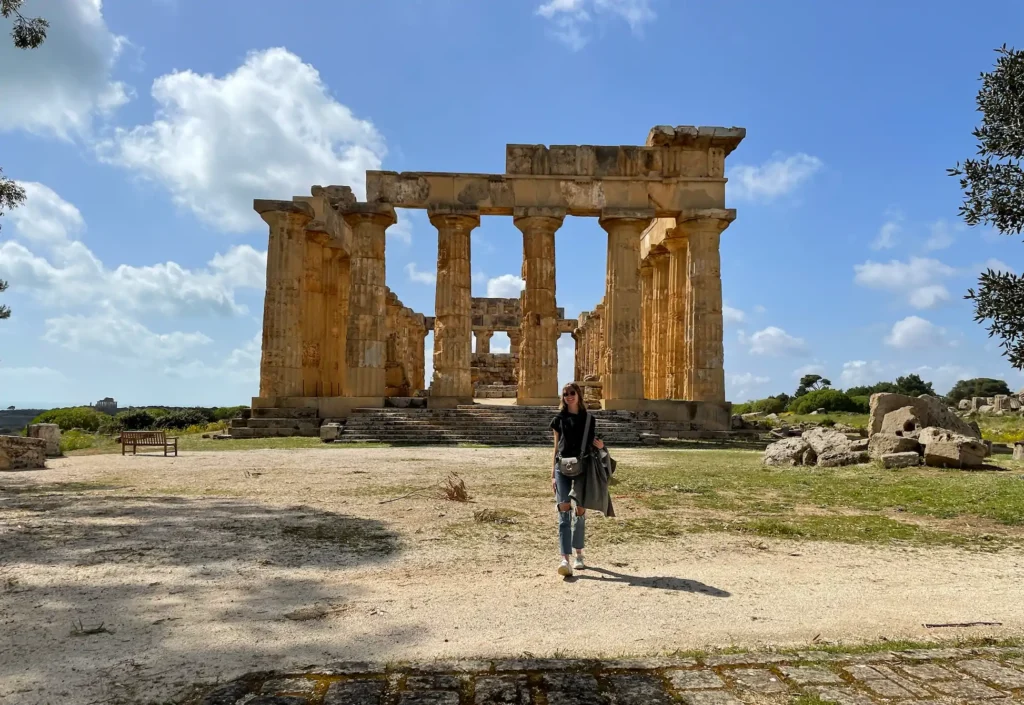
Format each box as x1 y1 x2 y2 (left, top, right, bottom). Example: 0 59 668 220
557 412 593 478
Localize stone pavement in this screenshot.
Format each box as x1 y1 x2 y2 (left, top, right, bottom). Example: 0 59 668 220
192 645 1024 704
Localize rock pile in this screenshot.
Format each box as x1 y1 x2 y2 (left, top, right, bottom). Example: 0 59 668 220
763 393 990 470
957 393 1023 415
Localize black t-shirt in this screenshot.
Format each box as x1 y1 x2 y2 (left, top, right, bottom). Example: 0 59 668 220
550 410 595 459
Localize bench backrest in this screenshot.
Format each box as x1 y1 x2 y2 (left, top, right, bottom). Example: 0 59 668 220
121 431 167 443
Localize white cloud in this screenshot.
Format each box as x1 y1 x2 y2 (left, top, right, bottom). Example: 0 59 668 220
723 304 745 325
853 257 956 310
98 47 385 232
870 215 902 250
883 316 947 349
727 153 823 202
8 181 85 246
389 211 415 245
924 219 963 251
729 372 770 386
487 274 525 298
43 314 212 362
0 0 130 138
490 332 511 354
793 363 827 379
743 326 809 357
727 372 771 403
0 366 66 383
168 332 261 384
910 364 977 396
405 262 436 285
839 360 886 388
558 335 576 387
536 0 655 50
980 258 1014 274
753 304 766 314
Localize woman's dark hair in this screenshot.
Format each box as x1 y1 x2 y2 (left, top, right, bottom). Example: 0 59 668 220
559 382 587 414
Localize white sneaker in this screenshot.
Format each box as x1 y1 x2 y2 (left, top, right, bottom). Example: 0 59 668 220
573 555 585 571
558 559 573 577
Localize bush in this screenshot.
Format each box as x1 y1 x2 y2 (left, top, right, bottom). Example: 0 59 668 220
60 430 99 453
31 407 106 432
116 409 157 431
155 408 210 430
212 405 248 421
734 396 787 416
848 395 871 413
787 389 863 415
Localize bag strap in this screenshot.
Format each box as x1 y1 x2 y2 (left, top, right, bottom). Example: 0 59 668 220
582 411 593 456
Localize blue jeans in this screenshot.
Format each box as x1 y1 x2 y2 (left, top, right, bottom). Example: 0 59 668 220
554 466 585 556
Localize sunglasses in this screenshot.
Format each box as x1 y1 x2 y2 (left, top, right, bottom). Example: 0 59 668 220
562 391 577 397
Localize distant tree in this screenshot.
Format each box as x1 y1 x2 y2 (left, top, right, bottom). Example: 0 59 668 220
946 377 1012 404
0 2 48 321
845 381 899 397
795 374 831 397
950 45 1024 368
5 405 13 410
894 374 936 397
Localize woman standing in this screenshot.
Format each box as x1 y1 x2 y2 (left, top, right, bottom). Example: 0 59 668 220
550 382 604 577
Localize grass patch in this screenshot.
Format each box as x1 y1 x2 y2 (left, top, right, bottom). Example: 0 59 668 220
280 519 397 554
590 517 687 546
473 508 526 524
975 413 1024 443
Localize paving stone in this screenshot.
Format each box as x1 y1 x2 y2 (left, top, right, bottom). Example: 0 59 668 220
722 668 788 693
406 675 464 690
666 669 727 690
843 664 886 681
702 653 788 667
412 660 494 674
601 657 698 670
308 662 383 676
867 666 931 697
805 686 875 705
542 673 608 705
323 679 387 705
898 648 966 661
956 659 1024 688
473 675 531 704
262 677 318 695
494 659 591 672
898 663 956 681
778 665 843 685
860 677 919 699
604 674 674 705
397 691 460 705
930 677 1007 699
677 692 744 705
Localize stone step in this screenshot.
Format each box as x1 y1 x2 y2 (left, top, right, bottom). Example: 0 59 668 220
251 407 318 420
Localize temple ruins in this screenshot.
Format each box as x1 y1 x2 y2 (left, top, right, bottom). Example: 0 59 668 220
231 125 746 441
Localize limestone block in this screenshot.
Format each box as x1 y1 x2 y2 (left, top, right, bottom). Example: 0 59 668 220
0 435 46 469
919 427 988 468
869 393 978 438
27 423 61 457
849 438 869 453
803 427 852 457
1011 397 1022 411
994 394 1009 412
880 406 921 437
979 404 993 414
763 437 811 466
320 423 342 442
971 396 985 412
958 399 972 411
868 433 921 458
1014 443 1024 461
882 452 921 469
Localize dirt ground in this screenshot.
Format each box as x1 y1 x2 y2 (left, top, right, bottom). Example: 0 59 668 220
2 447 1022 705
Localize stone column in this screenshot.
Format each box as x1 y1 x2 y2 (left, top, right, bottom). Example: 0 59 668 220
650 249 669 400
256 200 314 400
412 321 428 392
514 208 563 406
590 304 603 380
640 259 654 399
321 243 349 397
301 230 327 396
507 329 522 353
429 206 479 405
598 210 653 410
475 330 494 354
342 203 396 401
678 209 736 403
664 234 690 400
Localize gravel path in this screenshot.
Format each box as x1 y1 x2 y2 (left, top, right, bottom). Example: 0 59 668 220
1 448 1021 704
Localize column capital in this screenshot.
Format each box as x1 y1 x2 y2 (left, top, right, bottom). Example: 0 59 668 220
340 202 397 228
663 236 689 253
254 199 315 219
640 259 654 273
513 206 566 225
675 208 737 232
428 204 481 228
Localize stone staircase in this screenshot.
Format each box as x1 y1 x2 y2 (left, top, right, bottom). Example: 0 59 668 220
335 405 657 446
228 407 321 438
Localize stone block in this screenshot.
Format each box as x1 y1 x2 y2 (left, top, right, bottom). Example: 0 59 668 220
27 423 61 457
881 452 920 469
320 423 343 442
0 435 46 470
869 392 978 438
868 433 921 458
1014 443 1024 461
880 406 921 437
920 427 988 468
763 437 810 466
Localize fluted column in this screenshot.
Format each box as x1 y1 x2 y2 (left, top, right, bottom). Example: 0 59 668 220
321 243 349 397
599 210 653 409
342 203 396 400
413 324 428 391
678 209 736 403
665 235 690 399
256 200 314 400
590 304 603 380
430 206 479 403
301 231 327 396
640 259 653 399
514 209 563 406
650 249 669 400
475 330 494 354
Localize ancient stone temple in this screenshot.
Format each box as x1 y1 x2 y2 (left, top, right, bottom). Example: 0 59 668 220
232 125 745 440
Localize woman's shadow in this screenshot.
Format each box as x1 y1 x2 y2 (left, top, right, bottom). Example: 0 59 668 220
570 566 730 597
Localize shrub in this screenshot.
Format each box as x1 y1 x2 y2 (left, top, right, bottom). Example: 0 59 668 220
733 396 787 416
155 408 210 430
60 430 98 453
787 389 863 415
212 405 248 421
848 395 871 413
31 407 106 432
116 409 157 431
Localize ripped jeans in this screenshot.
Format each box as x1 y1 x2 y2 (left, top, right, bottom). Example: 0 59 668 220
554 465 585 556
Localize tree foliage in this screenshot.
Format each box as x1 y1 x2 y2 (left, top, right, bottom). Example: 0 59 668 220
946 377 1012 404
795 374 831 397
845 381 899 397
787 389 867 415
951 46 1024 368
0 2 47 321
845 375 934 398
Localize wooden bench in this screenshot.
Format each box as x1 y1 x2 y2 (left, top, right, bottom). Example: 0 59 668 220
120 430 178 456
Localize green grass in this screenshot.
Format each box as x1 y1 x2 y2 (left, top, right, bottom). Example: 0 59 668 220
63 433 390 455
973 413 1024 443
775 412 870 429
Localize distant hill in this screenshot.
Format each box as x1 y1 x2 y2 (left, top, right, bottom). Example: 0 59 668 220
0 409 45 435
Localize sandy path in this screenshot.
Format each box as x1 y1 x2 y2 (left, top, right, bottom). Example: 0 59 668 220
1 448 1022 704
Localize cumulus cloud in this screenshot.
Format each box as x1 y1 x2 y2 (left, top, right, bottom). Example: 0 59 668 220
487 274 525 298
167 332 262 384
727 153 823 202
536 0 655 50
0 0 130 138
742 326 809 357
727 371 771 403
43 314 212 362
840 360 886 388
910 364 977 396
853 256 956 310
884 316 947 349
7 181 85 246
405 262 436 285
870 213 902 250
98 47 385 232
924 219 963 251
723 304 745 325
793 363 827 378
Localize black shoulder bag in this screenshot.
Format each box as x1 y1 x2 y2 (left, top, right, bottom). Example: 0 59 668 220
557 412 592 478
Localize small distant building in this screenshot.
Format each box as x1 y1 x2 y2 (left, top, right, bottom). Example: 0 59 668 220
94 397 118 414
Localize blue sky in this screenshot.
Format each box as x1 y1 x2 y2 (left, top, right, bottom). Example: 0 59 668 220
1 0 1023 408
